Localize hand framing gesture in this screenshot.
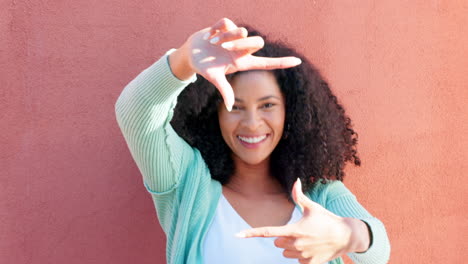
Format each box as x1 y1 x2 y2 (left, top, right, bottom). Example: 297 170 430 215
169 18 302 111
236 179 371 264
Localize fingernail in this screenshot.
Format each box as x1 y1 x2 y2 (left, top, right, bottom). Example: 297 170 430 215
225 102 232 112
203 32 211 40
235 232 246 238
293 58 302 65
221 42 233 49
294 178 302 192
226 95 234 112
210 36 220 44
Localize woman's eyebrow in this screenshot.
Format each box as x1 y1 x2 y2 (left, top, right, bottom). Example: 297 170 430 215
234 95 281 102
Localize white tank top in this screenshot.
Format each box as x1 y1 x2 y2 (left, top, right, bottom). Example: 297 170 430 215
203 194 304 264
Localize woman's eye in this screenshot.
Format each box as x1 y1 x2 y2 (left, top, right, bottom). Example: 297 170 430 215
262 103 274 109
232 105 241 110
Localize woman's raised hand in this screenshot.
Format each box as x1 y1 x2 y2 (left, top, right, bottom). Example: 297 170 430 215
169 18 302 111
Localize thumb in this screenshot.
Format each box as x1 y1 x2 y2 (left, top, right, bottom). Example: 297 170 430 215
207 69 235 111
292 178 314 214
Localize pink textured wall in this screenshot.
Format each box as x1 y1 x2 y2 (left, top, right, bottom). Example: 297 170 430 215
1 1 467 263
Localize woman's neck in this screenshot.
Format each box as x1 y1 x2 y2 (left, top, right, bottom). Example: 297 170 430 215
224 155 284 197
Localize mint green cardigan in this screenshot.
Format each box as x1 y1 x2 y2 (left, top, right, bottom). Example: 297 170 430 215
115 49 390 264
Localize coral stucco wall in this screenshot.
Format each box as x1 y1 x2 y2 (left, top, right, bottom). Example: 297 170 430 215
1 1 467 263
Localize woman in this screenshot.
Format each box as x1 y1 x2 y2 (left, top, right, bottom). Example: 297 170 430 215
115 18 390 264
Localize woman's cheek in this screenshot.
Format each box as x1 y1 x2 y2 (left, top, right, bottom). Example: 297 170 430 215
267 111 285 130
222 114 240 134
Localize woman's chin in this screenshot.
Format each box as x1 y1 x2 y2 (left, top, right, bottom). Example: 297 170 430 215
234 154 270 166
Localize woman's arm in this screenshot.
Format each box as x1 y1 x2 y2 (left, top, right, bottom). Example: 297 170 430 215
115 49 197 193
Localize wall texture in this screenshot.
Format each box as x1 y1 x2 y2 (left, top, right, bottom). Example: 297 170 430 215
1 0 467 263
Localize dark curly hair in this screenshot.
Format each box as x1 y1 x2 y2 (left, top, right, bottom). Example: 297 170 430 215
171 26 360 196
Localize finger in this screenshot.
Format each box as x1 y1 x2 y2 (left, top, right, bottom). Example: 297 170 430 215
218 36 264 52
292 178 316 214
208 73 234 111
204 18 238 40
283 249 308 259
236 225 294 238
292 178 305 212
209 27 248 45
236 56 302 71
275 237 310 252
274 237 296 250
211 17 238 31
299 258 313 264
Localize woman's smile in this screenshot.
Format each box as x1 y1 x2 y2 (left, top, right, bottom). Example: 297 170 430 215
237 134 270 148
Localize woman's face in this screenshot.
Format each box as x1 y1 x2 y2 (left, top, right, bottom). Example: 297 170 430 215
218 71 286 165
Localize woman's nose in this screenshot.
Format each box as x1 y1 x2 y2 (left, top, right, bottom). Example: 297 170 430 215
241 111 262 130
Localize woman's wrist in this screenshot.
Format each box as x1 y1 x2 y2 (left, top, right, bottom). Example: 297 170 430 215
343 217 371 253
168 42 196 81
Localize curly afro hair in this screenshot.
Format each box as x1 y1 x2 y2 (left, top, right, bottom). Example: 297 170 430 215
171 26 360 196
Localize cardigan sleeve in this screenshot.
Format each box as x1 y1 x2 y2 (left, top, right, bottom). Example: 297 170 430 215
115 49 198 194
321 181 391 264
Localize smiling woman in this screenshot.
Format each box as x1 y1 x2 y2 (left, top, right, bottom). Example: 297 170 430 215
115 18 390 264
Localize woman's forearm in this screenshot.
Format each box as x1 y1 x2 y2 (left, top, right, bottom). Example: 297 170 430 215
115 50 196 193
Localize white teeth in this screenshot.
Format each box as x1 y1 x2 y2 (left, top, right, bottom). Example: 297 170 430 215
237 135 267 144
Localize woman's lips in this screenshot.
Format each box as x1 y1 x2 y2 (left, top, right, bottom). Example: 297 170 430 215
236 134 269 149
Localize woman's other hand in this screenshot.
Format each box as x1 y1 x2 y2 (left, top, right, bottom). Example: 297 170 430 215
169 18 302 111
236 179 371 264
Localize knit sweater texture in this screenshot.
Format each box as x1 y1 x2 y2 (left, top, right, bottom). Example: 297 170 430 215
115 49 391 264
